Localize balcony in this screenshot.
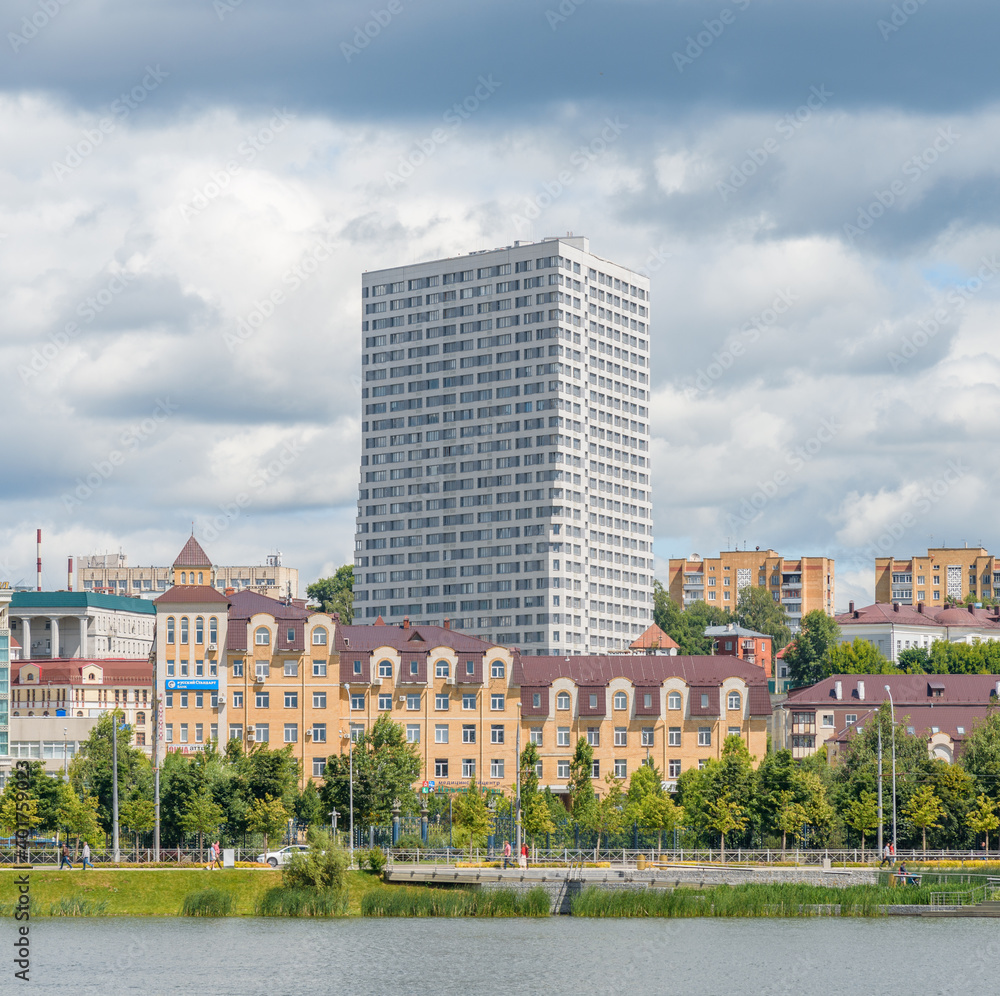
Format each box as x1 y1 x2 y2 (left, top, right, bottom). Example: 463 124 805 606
792 721 816 735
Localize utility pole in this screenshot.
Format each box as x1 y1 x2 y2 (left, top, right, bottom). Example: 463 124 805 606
152 693 160 860
885 686 897 855
515 701 522 859
112 712 121 864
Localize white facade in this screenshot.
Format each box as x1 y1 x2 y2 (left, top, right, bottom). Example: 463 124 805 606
354 236 654 655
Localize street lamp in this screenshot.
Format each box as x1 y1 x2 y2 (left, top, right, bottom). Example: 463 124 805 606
341 682 354 868
514 700 522 860
884 685 897 855
63 727 69 782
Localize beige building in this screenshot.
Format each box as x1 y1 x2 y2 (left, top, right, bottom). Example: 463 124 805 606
875 547 1000 606
667 549 835 631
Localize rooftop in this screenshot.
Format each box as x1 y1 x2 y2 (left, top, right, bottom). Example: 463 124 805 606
10 591 156 614
172 535 213 568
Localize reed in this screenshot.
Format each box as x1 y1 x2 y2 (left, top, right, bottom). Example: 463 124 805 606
254 887 348 917
361 885 550 917
181 888 234 917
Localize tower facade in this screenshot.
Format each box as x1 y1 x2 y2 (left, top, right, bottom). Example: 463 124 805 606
354 236 654 655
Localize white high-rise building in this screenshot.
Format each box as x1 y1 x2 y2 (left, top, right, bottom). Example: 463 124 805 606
353 236 654 655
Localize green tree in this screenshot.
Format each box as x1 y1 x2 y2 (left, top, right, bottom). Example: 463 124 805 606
18 761 65 832
522 792 556 842
321 714 421 828
307 565 355 621
824 638 898 675
929 761 976 848
754 749 797 842
652 581 732 654
295 779 326 828
179 787 225 862
625 763 683 851
904 784 944 854
567 737 597 828
967 794 1000 852
782 610 841 687
56 784 102 850
775 791 807 853
247 794 291 852
897 647 930 674
283 826 348 890
593 775 627 851
705 792 748 862
453 780 492 856
0 788 41 837
960 712 1000 803
735 585 792 662
844 790 879 853
118 798 155 858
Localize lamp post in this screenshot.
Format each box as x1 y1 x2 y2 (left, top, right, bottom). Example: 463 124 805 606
884 685 897 855
341 682 354 868
877 720 884 857
63 727 69 782
514 701 522 859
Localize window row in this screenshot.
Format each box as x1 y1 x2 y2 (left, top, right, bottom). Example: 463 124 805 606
232 660 328 677
253 626 328 646
165 616 218 645
349 691 508 711
549 689 743 712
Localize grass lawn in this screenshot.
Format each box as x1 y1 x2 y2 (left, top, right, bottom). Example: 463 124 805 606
0 868 389 917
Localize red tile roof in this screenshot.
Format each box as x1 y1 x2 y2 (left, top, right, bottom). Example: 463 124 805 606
172 536 213 568
629 623 679 650
13 657 153 685
828 704 987 746
785 673 1000 707
335 623 500 654
837 601 1000 629
154 585 230 606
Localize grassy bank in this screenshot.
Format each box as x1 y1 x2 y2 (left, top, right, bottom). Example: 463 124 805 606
362 885 550 917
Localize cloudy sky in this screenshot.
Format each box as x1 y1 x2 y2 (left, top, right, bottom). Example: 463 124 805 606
2 0 999 608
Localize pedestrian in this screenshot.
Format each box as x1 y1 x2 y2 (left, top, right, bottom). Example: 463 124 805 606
503 839 511 870
879 843 891 868
519 843 528 870
81 842 94 870
59 842 74 870
889 842 896 866
212 840 223 871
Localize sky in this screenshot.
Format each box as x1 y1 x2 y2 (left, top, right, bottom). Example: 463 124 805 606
2 0 1000 609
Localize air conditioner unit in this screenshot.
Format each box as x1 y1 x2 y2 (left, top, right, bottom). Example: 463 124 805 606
246 725 255 735
255 667 268 682
207 644 217 652
305 729 313 740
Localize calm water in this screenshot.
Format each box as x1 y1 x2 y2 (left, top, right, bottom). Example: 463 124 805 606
10 917 997 995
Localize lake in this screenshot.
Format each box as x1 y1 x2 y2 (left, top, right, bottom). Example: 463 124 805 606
15 917 996 994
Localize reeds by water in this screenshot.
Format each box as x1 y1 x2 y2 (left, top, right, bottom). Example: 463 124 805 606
181 888 234 917
362 885 550 917
254 887 348 917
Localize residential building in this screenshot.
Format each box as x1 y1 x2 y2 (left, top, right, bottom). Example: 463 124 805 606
705 623 772 678
78 547 299 599
7 591 155 659
620 622 679 655
353 236 654 655
836 600 1000 663
777 673 1000 762
667 549 834 631
875 546 1000 606
0 582 11 763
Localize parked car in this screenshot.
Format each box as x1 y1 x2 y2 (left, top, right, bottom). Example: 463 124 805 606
256 844 309 868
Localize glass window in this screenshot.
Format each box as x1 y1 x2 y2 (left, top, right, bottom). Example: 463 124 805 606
556 691 570 710
613 691 627 710
179 724 188 743
255 691 268 709
313 757 327 777
255 627 270 645
379 660 393 678
353 659 362 675
668 691 681 710
406 693 420 711
435 758 449 777
668 759 681 778
435 659 450 678
491 660 505 678
462 758 476 778
589 693 598 709
532 692 541 708
406 724 420 743
529 727 542 745
614 726 627 746
229 724 242 742
255 724 269 743
284 661 298 677
491 693 505 711
233 660 244 677
284 724 298 743
463 693 476 710
591 760 600 779
491 758 505 778
727 691 741 711
643 692 653 709
462 724 476 743
614 759 627 778
210 617 218 643
284 691 298 708
196 617 204 644
435 693 449 710
313 661 328 677
557 726 570 746
378 693 392 710
313 692 326 709
698 727 711 746
668 727 681 746
351 693 365 710
165 724 173 743
312 628 328 646
700 694 709 708
166 617 175 643
491 724 504 744
557 759 570 778
181 618 189 643
435 724 449 743
587 727 599 747
641 727 654 746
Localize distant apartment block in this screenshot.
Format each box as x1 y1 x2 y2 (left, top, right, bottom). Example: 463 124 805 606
705 623 772 679
667 549 834 631
353 236 654 655
77 547 299 599
875 546 1000 606
0 584 11 760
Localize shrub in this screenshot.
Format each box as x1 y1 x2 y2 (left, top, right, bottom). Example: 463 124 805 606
361 885 549 917
256 887 348 917
48 897 109 917
181 889 234 917
282 827 348 892
362 848 387 876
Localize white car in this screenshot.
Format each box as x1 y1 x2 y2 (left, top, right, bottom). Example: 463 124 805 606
256 844 309 868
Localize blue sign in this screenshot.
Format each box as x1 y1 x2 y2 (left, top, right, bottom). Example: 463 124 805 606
165 679 219 691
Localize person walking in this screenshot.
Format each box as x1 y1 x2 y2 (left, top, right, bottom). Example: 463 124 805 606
519 843 528 870
879 843 892 868
59 843 74 870
503 839 511 870
80 842 94 870
212 840 223 871
889 842 896 867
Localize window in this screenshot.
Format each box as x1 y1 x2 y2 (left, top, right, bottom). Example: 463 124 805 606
591 760 600 779
556 691 570 710
284 691 298 709
668 759 681 778
181 618 189 643
613 690 628 710
641 727 654 747
229 725 242 742
491 724 504 744
409 660 419 676
588 693 599 709
587 727 600 747
491 758 505 778
196 617 204 644
727 691 741 711
284 723 298 743
350 723 364 741
466 661 475 675
406 693 421 711
195 693 203 708
435 724 449 743
463 693 477 710
284 661 298 677
491 693 505 711
435 758 449 777
554 727 570 748
233 691 243 708
255 627 270 645
378 660 393 678
351 693 365 710
700 694 709 709
614 727 627 747
462 758 476 778
353 659 362 675
668 727 681 747
529 727 543 745
166 617 175 643
435 693 450 710
462 724 476 743
378 693 392 710
435 659 450 678
312 628 328 645
312 724 327 743
255 724 269 743
491 660 506 678
642 692 653 709
179 723 189 743
532 692 541 708
233 659 244 677
845 714 857 725
821 714 834 728
557 759 570 778
313 661 328 677
406 724 420 744
667 691 681 710
313 758 327 777
614 759 627 778
165 724 173 743
698 727 711 746
728 726 740 738
313 692 326 709
210 617 218 643
255 691 269 709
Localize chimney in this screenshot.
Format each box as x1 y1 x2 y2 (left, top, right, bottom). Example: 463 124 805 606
443 618 451 630
857 680 865 701
402 616 410 629
835 680 843 700
893 602 899 612
969 603 975 614
67 556 73 592
853 610 859 619
917 602 924 614
849 601 854 614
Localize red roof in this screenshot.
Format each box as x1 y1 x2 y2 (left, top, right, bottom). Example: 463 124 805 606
629 623 680 650
785 673 1000 707
335 623 499 654
154 585 230 605
828 704 987 746
172 536 213 568
13 657 152 685
837 601 1000 630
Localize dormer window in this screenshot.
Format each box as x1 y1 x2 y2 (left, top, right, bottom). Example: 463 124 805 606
287 628 295 643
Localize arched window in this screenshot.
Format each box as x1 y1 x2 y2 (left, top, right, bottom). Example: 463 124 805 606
728 691 742 711
435 659 450 678
166 617 175 644
667 691 682 710
198 572 204 584
181 572 187 584
255 627 270 645
209 617 218 643
136 712 146 725
556 691 570 710
180 617 189 643
613 691 628 711
491 660 505 679
195 617 204 644
312 628 328 646
378 660 393 678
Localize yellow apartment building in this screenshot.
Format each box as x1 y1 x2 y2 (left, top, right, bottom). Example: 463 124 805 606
875 547 1000 606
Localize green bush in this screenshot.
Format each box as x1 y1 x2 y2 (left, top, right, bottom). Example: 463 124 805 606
362 848 387 876
255 887 348 917
361 885 549 917
395 832 425 849
48 897 109 917
181 888 233 917
283 827 348 892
